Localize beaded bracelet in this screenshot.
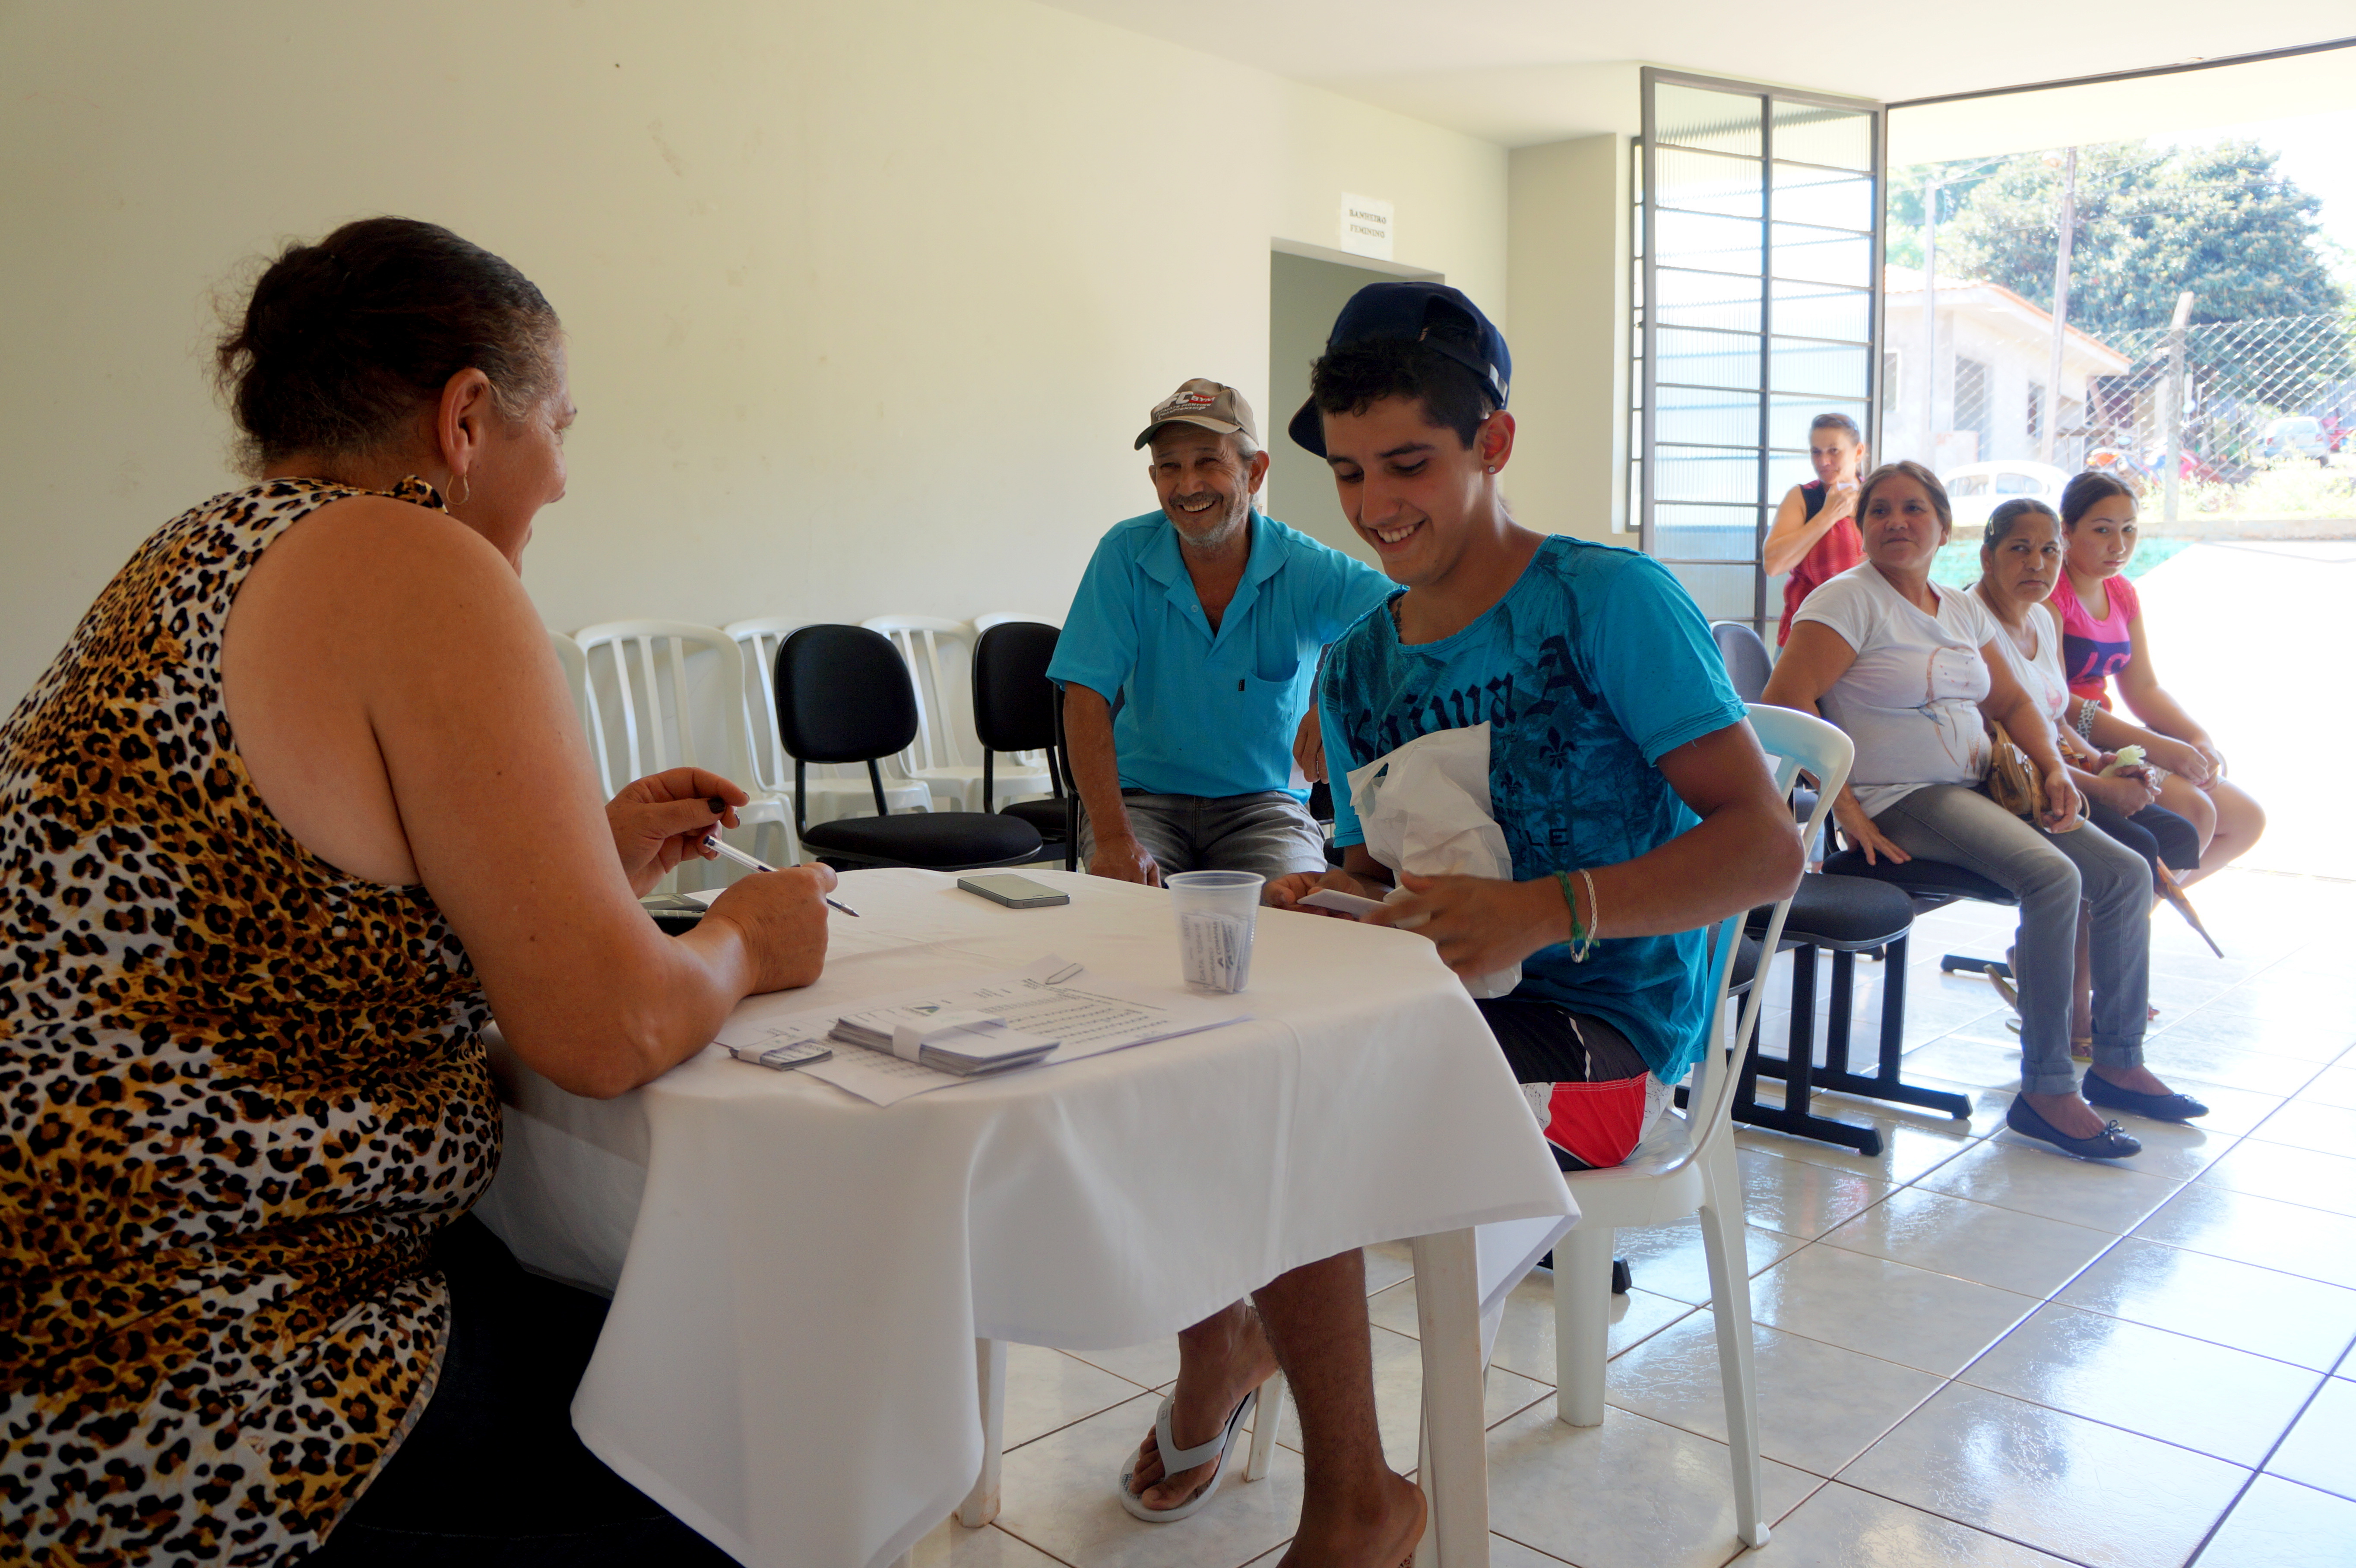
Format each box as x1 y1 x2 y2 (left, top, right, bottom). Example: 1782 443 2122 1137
1553 868 1601 963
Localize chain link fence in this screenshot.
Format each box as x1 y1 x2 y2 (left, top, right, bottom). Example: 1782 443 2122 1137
2086 313 2356 522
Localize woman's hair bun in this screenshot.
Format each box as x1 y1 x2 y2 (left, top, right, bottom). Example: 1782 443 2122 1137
215 217 558 474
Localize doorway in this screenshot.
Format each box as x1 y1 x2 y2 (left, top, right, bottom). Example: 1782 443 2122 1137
1267 243 1441 563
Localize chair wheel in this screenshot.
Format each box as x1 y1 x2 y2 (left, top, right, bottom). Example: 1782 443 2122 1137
1612 1258 1632 1294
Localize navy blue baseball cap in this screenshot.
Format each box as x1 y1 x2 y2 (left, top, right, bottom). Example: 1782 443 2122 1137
1286 281 1512 457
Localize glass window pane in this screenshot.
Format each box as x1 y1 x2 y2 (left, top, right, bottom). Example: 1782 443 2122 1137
1770 280 1868 341
1656 449 1761 504
1656 268 1762 333
1657 329 1761 391
1656 387 1761 449
1656 506 1763 562
1770 338 1870 398
1666 563 1758 621
1654 83 1762 158
1771 100 1870 171
1657 210 1763 275
1772 163 1873 231
1656 146 1762 218
1770 394 1867 450
1771 224 1873 288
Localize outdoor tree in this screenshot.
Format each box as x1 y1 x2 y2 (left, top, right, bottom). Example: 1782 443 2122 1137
1935 139 2345 336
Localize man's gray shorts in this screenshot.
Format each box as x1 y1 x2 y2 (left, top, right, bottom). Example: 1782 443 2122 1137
1077 791 1331 879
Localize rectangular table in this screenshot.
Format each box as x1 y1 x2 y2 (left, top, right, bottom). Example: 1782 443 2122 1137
475 867 1575 1568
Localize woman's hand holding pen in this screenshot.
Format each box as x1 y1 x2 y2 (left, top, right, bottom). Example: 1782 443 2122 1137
608 768 746 895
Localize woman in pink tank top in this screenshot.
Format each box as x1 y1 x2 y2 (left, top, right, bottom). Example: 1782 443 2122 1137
2049 471 2265 883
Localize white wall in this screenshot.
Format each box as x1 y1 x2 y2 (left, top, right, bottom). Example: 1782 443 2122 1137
1506 132 1631 543
0 0 1506 706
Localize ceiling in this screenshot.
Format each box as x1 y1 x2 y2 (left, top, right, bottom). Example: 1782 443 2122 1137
1033 0 2355 149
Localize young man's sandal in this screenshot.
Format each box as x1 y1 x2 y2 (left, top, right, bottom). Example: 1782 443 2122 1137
1117 1388 1257 1523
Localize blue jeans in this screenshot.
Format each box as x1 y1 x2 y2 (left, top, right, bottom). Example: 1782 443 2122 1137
1080 790 1330 878
308 1217 735 1567
1872 784 2150 1097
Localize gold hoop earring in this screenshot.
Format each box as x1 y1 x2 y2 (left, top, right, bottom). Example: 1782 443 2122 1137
450 473 472 508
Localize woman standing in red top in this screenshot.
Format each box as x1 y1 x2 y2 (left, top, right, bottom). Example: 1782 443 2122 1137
1764 413 1867 645
2050 470 2265 883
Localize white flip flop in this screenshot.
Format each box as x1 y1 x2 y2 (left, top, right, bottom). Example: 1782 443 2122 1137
1116 1387 1257 1524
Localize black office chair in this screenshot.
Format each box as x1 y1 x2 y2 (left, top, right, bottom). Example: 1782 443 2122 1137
1712 620 1819 833
774 625 1044 871
971 622 1070 865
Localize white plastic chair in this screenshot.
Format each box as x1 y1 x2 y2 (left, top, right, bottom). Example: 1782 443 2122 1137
549 630 590 741
723 618 932 827
1539 703 1851 1551
572 620 798 878
861 615 1050 812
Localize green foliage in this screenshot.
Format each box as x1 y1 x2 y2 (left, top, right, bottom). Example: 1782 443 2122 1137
1923 140 2346 337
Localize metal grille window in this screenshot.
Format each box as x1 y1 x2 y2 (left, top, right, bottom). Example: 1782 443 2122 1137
1956 356 1992 462
1636 69 1884 634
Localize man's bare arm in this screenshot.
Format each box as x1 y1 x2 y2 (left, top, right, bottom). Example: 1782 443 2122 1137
1062 683 1160 885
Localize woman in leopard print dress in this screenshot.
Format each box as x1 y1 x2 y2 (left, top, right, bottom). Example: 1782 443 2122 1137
0 218 833 1565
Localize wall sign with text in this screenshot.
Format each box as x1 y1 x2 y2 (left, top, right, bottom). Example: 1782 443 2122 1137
1340 193 1393 261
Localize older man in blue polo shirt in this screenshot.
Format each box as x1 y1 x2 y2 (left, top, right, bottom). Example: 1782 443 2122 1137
1050 378 1393 886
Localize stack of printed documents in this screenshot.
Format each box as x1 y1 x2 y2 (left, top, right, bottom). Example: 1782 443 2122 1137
827 1005 1057 1076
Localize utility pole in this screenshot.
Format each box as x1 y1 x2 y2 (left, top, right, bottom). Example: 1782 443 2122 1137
1921 172 1941 466
2163 289 2194 526
2041 147 2076 466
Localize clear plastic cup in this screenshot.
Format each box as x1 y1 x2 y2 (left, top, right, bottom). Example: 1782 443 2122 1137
1165 870 1264 993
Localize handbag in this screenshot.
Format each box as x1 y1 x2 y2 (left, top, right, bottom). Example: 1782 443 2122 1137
1985 722 2089 823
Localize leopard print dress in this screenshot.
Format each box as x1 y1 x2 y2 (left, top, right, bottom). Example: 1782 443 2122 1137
0 478 499 1566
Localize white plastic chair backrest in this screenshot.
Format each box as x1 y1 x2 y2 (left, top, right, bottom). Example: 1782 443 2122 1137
549 631 591 740
572 620 747 799
861 614 975 777
972 611 1063 632
722 616 803 797
1671 704 1855 1175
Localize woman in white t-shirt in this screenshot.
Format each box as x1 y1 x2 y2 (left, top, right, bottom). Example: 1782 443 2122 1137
1764 462 2206 1161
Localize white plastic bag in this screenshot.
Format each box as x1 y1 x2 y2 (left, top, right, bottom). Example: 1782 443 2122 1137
1345 722 1521 999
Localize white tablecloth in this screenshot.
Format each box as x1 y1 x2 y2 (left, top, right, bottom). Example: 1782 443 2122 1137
474 867 1575 1568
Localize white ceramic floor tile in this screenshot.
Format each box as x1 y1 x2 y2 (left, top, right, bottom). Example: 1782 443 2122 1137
993 1391 1303 1568
1481 1402 1817 1568
2194 1138 2356 1219
1841 1382 2248 1568
1819 1186 2118 1299
1063 1340 1182 1393
1005 1346 1162 1450
1735 1146 1893 1240
1751 1245 2038 1377
1730 1480 2074 1566
1363 1241 1416 1294
2293 1066 2356 1112
1603 1217 1804 1306
2194 1474 2356 1568
1917 1135 2185 1234
1366 1273 1697 1381
2266 1377 2356 1502
2056 1236 2356 1372
1271 1323 1550 1472
1603 1310 1942 1477
2149 1040 2326 1097
2133 1182 2356 1292
1734 1115 1981 1187
1959 1302 2324 1467
2144 1004 2354 1064
2251 1098 2356 1156
910 1516 1071 1568
1900 1034 2028 1091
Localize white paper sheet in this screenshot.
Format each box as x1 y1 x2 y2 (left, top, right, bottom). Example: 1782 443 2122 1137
1345 721 1522 998
718 955 1251 1105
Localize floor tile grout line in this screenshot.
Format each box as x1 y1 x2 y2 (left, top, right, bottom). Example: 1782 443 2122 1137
2183 1369 2347 1566
1822 1465 2109 1568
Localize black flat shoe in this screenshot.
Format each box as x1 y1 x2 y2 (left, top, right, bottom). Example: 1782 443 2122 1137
2006 1095 2142 1160
2083 1072 2210 1122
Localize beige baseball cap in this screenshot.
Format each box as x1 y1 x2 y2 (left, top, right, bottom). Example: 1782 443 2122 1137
1134 378 1260 450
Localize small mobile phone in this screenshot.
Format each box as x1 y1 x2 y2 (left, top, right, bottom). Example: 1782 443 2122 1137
754 1040 833 1070
640 892 706 935
1299 887 1387 917
957 873 1071 909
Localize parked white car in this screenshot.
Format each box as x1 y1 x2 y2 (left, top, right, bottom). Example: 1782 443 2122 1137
2258 416 2330 465
1938 461 2073 532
